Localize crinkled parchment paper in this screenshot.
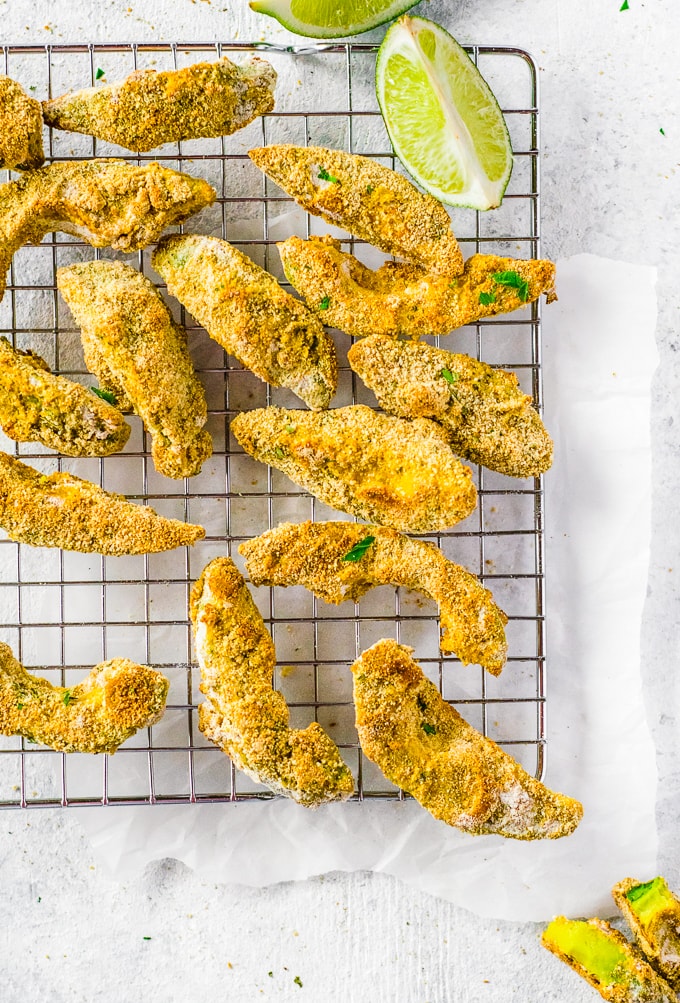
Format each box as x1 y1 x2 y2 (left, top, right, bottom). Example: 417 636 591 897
79 254 659 922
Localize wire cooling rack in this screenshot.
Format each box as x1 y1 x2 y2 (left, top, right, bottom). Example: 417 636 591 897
0 41 545 808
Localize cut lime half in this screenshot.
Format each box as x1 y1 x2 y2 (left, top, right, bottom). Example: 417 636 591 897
376 16 513 210
250 0 420 38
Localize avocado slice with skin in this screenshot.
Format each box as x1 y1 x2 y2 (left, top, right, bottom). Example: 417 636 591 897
542 916 676 1002
613 877 680 991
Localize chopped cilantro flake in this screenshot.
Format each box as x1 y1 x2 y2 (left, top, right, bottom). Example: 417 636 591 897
294 976 303 988
421 722 436 735
91 386 118 406
492 270 529 302
620 0 629 8
95 68 105 80
366 184 374 194
274 447 284 460
62 690 75 706
341 535 375 562
319 296 330 310
268 972 273 978
479 291 496 306
440 368 459 385
660 128 666 136
16 703 23 710
143 936 152 940
318 167 340 184
29 86 37 92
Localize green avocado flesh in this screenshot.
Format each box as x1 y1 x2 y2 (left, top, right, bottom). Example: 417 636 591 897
544 919 631 985
626 878 678 930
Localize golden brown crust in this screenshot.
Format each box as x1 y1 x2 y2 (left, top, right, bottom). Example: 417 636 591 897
0 450 205 554
278 235 557 339
57 260 212 479
231 405 477 534
613 879 680 991
0 159 215 302
0 642 169 754
352 639 583 839
249 145 463 276
542 917 677 1002
0 75 44 170
348 335 553 478
152 234 337 411
240 521 508 675
190 557 354 807
0 336 130 456
43 57 276 152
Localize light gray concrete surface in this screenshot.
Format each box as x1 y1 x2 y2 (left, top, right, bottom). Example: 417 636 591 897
1 1 679 1000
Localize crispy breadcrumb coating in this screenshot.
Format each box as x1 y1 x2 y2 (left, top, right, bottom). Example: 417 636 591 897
0 642 168 754
0 336 130 457
249 145 463 276
348 335 553 478
612 878 680 991
353 640 583 839
43 57 276 153
0 451 204 554
58 260 212 479
0 74 44 170
542 917 676 1002
0 159 215 302
152 234 337 411
278 235 556 339
241 521 508 675
190 556 354 807
231 405 477 533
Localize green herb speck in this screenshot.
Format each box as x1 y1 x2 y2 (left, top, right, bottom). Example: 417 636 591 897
492 270 529 302
294 976 303 988
318 167 340 184
91 386 118 406
16 703 23 710
285 424 295 433
620 0 629 9
268 972 273 978
143 936 152 941
440 368 459 385
421 722 436 735
341 535 375 562
319 296 330 310
274 447 284 460
366 184 374 194
479 291 496 306
29 86 37 92
660 127 665 136
62 690 75 707
95 67 105 80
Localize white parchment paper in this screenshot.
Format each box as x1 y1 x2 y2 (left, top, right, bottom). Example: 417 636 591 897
79 254 659 922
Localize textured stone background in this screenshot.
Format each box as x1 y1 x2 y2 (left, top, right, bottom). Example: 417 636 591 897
1 1 678 1000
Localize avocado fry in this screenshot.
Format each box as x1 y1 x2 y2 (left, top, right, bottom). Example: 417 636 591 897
240 521 508 675
542 916 676 1002
278 234 556 339
613 878 680 991
190 556 354 807
0 336 130 457
0 642 169 754
230 405 477 534
353 640 583 839
249 144 463 276
0 450 205 555
0 74 44 170
348 334 553 478
152 234 337 411
43 57 276 152
0 159 215 302
57 260 212 479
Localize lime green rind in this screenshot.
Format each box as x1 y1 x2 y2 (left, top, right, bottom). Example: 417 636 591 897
625 878 679 932
249 0 421 38
376 15 513 211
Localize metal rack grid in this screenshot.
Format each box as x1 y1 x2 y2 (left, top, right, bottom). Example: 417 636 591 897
0 41 545 808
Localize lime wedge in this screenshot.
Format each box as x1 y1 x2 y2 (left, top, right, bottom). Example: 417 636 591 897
249 0 420 38
376 16 513 210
